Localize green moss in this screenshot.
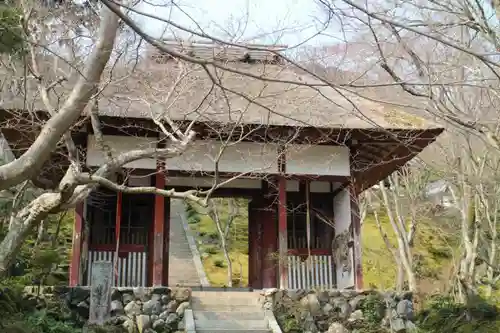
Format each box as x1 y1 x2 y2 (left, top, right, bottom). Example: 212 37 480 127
362 211 457 291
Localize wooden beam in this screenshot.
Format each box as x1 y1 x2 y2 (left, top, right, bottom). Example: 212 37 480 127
69 202 84 287
152 166 166 286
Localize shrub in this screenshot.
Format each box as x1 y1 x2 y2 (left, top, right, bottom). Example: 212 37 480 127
417 295 500 333
205 246 219 255
213 259 225 268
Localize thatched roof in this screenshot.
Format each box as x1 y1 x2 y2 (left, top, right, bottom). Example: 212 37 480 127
0 41 440 131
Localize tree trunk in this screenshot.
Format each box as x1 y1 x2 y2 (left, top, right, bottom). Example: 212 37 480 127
222 243 233 287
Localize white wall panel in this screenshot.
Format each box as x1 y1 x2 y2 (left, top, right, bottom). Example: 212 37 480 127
285 144 350 176
166 140 279 173
86 135 158 169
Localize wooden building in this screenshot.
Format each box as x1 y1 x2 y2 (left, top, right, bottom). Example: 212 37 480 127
0 40 443 290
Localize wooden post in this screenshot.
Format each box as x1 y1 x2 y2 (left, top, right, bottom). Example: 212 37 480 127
69 201 84 287
261 182 278 288
113 192 123 286
152 167 166 286
349 182 364 289
277 175 288 289
248 198 262 289
88 261 113 325
162 197 170 286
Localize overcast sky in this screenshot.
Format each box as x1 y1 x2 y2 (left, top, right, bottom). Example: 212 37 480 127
135 0 350 48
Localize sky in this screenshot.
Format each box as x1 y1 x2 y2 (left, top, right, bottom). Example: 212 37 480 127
135 0 349 49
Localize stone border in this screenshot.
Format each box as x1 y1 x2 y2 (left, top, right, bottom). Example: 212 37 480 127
184 308 196 333
264 309 283 333
178 211 211 287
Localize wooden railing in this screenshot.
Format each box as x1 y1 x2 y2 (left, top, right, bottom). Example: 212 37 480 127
286 249 336 289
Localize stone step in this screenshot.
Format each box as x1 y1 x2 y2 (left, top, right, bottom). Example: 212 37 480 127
194 318 269 330
192 303 263 312
196 330 271 333
194 311 267 321
191 291 261 298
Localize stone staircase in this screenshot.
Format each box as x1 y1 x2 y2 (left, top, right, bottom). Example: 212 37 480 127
168 199 203 286
190 291 272 333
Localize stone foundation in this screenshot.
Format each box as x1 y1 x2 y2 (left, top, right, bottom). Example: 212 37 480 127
24 286 192 333
260 289 416 333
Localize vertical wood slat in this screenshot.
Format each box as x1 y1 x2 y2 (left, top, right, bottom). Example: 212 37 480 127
287 255 336 289
87 251 148 287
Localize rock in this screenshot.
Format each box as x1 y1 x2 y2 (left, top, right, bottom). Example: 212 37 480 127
341 290 358 298
151 293 162 303
151 315 159 322
348 309 364 322
287 289 306 301
338 301 352 319
109 316 128 325
316 290 329 303
159 311 169 320
123 292 135 305
177 319 185 331
396 299 414 320
327 322 349 333
176 301 190 316
143 299 162 316
262 288 278 296
136 314 152 333
300 293 321 316
349 295 365 310
160 295 170 305
134 287 150 302
165 300 178 313
152 319 167 331
143 329 156 333
328 290 341 297
123 318 136 333
172 287 191 302
322 303 334 315
124 301 142 317
391 318 406 332
111 289 122 302
263 301 273 310
165 313 179 326
70 287 90 305
111 300 125 316
303 313 318 333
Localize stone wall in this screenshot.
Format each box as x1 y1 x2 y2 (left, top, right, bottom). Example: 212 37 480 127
260 289 416 333
24 286 192 333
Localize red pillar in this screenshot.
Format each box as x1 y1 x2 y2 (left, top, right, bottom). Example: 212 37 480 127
277 175 288 289
69 202 84 287
152 168 166 286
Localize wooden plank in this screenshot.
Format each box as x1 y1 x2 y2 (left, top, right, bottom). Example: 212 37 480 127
88 261 113 325
69 202 84 287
